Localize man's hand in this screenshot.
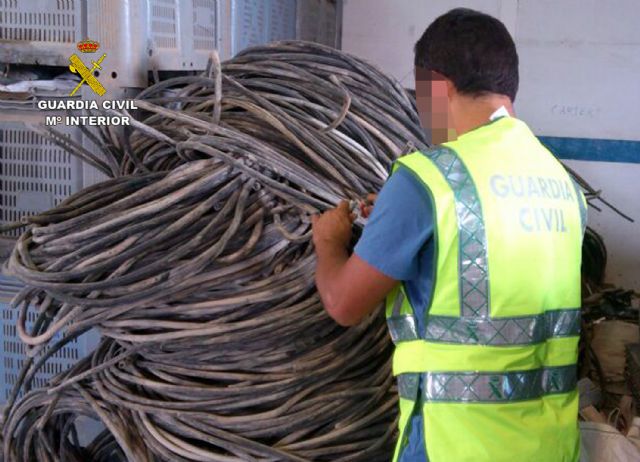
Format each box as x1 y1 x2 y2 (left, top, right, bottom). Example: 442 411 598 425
360 194 377 219
312 201 355 251
312 198 397 327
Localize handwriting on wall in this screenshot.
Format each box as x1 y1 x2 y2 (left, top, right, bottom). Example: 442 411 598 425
551 105 602 118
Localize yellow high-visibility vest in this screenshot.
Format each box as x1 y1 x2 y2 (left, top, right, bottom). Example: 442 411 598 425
386 116 587 462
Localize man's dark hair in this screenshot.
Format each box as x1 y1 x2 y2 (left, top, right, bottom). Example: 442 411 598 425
415 8 519 101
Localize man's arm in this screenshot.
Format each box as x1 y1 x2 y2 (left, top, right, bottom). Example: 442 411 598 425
313 168 434 327
312 202 397 326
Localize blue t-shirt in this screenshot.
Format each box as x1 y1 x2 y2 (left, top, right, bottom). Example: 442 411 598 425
354 166 435 334
354 165 434 461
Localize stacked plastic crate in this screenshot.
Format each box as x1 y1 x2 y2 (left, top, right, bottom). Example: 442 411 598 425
0 0 337 403
0 0 223 403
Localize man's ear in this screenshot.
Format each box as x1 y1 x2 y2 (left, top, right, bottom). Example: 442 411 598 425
445 79 457 100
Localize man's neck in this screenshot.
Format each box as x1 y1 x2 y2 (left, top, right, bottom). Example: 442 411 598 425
452 94 514 138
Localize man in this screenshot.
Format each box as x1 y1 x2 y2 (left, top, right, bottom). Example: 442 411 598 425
312 8 587 462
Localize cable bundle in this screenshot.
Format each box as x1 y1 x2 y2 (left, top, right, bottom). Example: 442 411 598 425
2 41 428 461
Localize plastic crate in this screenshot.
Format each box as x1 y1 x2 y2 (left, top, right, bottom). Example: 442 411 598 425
0 0 85 66
0 0 221 88
1 0 339 85
296 0 339 48
230 0 297 56
0 80 115 234
0 115 83 237
0 103 106 407
0 275 100 404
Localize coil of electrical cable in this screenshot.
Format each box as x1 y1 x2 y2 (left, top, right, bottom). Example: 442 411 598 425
2 42 429 462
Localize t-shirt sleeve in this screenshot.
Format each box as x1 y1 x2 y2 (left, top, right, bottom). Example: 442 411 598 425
354 166 434 281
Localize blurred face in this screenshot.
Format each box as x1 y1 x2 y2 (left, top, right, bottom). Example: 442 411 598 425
415 67 456 144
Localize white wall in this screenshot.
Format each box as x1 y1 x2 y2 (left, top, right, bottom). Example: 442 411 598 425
515 0 640 140
342 0 518 88
342 0 640 289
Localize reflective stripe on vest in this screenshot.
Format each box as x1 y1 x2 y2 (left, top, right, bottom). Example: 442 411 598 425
388 307 580 345
388 289 580 346
386 117 584 462
397 364 575 401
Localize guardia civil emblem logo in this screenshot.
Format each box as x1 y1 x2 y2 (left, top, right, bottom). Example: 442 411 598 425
68 39 107 96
